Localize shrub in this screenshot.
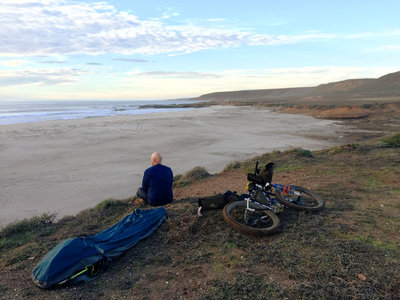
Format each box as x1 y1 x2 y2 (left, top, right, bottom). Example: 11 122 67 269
292 148 314 158
327 143 361 155
173 179 192 188
361 103 374 109
95 198 123 210
183 166 210 181
172 174 189 188
173 174 182 182
382 132 400 147
223 161 242 171
172 166 210 188
93 198 131 221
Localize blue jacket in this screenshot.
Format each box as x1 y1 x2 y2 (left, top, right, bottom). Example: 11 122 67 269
142 164 173 206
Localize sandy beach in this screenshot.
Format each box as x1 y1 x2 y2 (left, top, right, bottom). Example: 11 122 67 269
0 105 344 226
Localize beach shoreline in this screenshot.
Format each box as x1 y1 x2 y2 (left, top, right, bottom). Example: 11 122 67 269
0 105 345 226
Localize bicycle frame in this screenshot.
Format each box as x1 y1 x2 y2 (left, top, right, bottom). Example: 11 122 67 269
247 161 303 211
244 183 283 212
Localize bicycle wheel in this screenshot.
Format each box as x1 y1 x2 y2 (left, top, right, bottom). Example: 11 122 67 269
222 201 280 236
274 186 325 212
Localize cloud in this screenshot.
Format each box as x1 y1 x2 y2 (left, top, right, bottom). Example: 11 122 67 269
0 60 29 67
113 58 149 63
345 29 400 40
0 0 333 57
42 60 67 64
368 44 400 52
217 66 397 87
0 68 87 86
135 71 220 78
149 8 180 21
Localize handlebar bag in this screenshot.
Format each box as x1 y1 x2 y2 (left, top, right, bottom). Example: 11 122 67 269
247 173 265 185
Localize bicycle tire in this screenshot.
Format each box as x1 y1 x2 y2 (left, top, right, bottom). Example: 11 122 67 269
222 201 280 236
274 185 325 212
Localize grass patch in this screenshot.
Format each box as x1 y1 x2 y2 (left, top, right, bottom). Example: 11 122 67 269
325 143 361 155
223 160 242 171
93 198 132 222
0 212 56 251
382 132 400 147
223 148 315 174
95 198 129 210
56 198 133 237
335 233 400 257
1 212 56 237
172 174 192 188
291 147 314 158
5 242 42 267
208 275 281 299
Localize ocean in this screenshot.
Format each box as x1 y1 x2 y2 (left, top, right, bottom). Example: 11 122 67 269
0 100 193 125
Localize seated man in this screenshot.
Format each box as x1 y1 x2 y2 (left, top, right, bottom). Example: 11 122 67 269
136 152 173 206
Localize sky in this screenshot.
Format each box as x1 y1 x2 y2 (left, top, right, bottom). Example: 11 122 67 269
1 0 400 101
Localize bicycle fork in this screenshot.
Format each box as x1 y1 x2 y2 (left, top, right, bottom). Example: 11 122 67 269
244 197 272 226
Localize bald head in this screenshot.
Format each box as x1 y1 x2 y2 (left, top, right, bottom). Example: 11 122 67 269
151 152 162 166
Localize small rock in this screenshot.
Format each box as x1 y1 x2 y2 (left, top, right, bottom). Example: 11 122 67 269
357 273 367 281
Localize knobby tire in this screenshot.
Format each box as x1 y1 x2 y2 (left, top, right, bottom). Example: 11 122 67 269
274 185 325 212
222 201 280 236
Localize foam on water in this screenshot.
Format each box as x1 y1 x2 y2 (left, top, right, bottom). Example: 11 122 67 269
0 100 192 125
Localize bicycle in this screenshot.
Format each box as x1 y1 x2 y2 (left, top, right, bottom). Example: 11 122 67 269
222 161 325 236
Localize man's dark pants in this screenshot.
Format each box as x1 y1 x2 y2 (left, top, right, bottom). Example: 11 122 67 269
136 187 148 202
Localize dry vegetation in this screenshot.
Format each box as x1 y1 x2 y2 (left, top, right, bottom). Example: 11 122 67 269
1 103 400 299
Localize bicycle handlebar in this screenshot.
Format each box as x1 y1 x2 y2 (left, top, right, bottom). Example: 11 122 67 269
255 161 260 175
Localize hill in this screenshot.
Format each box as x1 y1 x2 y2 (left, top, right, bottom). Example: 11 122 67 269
196 71 400 105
